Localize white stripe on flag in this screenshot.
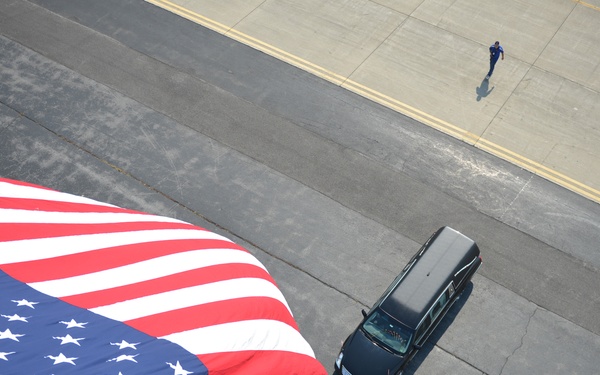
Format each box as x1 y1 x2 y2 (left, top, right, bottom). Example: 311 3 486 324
0 229 232 263
0 208 187 224
161 319 315 357
89 278 292 320
0 181 116 207
30 249 267 296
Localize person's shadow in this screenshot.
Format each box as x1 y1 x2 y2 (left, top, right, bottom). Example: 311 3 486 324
476 78 494 101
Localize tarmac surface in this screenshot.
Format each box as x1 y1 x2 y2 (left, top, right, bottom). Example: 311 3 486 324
1 1 600 374
149 0 600 204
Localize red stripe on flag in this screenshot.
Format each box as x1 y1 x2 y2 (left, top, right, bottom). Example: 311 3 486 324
0 221 198 242
126 297 298 336
198 351 327 375
1 179 329 375
61 263 274 308
1 238 244 282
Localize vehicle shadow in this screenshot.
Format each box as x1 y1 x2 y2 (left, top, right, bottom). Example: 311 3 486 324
402 282 474 375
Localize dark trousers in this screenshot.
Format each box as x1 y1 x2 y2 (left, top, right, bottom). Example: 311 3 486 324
488 58 499 77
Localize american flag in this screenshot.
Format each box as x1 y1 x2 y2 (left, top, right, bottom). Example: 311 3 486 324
0 178 327 375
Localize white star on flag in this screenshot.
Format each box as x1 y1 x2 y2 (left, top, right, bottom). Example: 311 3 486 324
167 360 193 375
0 352 15 361
45 353 77 365
53 334 85 346
11 299 38 309
110 340 140 350
0 328 25 341
1 314 29 322
108 354 139 363
60 319 88 328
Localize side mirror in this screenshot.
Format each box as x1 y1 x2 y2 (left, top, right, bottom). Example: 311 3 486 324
413 344 422 350
361 310 367 318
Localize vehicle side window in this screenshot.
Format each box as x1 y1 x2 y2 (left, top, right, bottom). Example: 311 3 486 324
431 291 447 320
415 316 430 343
431 283 455 321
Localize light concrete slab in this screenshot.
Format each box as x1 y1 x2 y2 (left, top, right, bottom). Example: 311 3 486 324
437 276 538 375
410 0 475 26
174 0 263 27
502 308 600 374
536 5 600 92
371 0 426 15
413 345 483 375
411 0 576 65
348 17 530 136
232 0 406 77
482 67 600 190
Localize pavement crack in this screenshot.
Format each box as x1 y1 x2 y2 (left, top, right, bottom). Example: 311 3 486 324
500 307 537 375
499 175 531 221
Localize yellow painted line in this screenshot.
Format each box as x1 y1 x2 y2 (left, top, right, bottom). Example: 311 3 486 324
342 80 482 145
146 0 229 34
345 80 600 203
145 0 347 85
145 0 600 204
572 0 600 11
225 30 348 86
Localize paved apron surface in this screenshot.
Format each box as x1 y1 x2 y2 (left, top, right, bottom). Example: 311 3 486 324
149 0 600 203
1 1 599 374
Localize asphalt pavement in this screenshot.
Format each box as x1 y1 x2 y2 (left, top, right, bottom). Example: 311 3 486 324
149 0 600 204
1 1 600 374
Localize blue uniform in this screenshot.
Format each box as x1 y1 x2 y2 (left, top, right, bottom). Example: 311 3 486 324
487 43 504 78
490 44 504 62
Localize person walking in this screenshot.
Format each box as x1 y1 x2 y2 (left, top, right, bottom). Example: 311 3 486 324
486 41 504 80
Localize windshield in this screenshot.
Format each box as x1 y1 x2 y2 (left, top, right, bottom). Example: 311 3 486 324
362 309 413 354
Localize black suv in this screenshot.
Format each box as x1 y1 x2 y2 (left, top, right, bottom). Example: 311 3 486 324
333 227 482 375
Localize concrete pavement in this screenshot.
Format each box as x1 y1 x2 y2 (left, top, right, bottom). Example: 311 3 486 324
148 0 600 204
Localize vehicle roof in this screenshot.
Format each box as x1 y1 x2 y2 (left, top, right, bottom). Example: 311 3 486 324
380 227 480 329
